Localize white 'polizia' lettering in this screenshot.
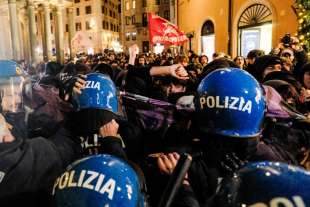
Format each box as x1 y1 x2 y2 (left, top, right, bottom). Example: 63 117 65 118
248 196 306 207
200 96 252 114
52 170 116 200
85 81 101 90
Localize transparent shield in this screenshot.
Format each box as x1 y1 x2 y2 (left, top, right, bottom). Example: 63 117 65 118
0 76 24 113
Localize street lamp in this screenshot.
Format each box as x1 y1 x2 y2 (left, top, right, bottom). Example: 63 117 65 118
186 32 194 51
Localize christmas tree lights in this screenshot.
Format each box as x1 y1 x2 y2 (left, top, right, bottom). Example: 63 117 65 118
295 0 310 51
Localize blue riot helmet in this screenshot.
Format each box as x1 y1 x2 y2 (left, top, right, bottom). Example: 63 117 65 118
73 73 118 113
0 60 28 114
0 60 32 137
214 161 310 207
195 68 266 137
69 73 119 137
53 154 146 207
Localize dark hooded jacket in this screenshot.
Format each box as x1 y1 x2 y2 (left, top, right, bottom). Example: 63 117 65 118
0 128 82 207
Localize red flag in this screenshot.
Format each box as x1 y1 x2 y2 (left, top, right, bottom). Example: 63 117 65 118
148 13 188 45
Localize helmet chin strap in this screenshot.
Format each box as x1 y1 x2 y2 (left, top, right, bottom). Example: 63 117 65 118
23 105 33 124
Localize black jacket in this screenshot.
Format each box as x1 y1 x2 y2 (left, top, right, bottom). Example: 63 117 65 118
293 50 308 80
124 65 153 97
0 128 82 207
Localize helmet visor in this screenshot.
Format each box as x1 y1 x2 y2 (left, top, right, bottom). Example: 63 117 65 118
0 77 24 113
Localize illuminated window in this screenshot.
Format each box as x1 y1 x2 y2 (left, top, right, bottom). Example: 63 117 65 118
125 1 129 10
132 0 136 9
132 32 137 40
238 4 273 56
201 20 215 60
126 32 130 41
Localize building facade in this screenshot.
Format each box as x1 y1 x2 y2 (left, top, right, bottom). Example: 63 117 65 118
0 0 74 64
121 0 176 53
72 0 121 54
178 0 298 59
0 0 121 64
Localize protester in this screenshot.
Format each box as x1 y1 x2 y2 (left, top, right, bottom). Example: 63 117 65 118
0 32 310 207
233 55 246 69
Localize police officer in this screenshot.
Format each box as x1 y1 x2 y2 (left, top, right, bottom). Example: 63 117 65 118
0 60 31 138
213 161 310 207
186 68 294 205
54 73 153 207
0 60 86 206
0 113 82 207
53 154 148 207
66 73 125 158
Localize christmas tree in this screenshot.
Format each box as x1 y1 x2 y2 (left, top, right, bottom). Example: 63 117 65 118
295 0 310 51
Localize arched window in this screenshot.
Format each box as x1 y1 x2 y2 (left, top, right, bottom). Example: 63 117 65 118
201 20 214 36
201 20 215 60
238 4 272 56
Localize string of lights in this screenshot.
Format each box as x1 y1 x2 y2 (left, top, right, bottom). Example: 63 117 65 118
296 0 310 51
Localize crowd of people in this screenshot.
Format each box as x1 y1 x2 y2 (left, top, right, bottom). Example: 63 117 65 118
0 34 310 207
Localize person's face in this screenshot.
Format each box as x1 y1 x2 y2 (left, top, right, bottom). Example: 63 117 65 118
201 56 208 64
304 71 310 89
282 62 293 72
235 57 245 68
138 58 145 65
168 83 186 95
263 64 282 78
0 81 22 113
189 71 199 79
110 54 115 61
247 57 255 65
181 60 188 67
0 114 15 143
111 63 118 69
282 53 295 62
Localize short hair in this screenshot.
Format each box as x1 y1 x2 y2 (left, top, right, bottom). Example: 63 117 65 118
247 49 265 59
177 56 189 63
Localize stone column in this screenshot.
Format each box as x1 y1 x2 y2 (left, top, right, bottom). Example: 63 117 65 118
43 2 53 61
68 6 75 60
27 0 39 64
8 0 21 60
54 4 64 64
